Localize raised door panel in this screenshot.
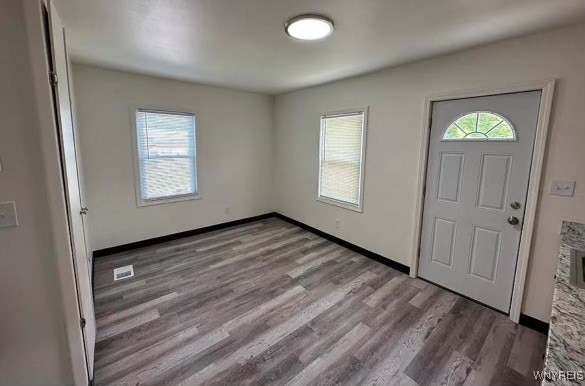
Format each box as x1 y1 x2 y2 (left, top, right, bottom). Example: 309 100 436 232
437 153 464 204
430 217 457 268
476 154 512 212
469 226 502 282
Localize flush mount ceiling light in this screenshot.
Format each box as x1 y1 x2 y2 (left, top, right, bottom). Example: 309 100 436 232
285 14 334 41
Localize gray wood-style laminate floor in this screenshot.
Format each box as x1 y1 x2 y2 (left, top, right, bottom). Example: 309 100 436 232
93 218 546 385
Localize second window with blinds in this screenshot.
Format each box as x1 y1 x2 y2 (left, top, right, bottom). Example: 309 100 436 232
133 109 199 206
318 108 368 212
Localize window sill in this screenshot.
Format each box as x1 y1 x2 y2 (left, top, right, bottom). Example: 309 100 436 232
316 197 363 213
137 194 201 207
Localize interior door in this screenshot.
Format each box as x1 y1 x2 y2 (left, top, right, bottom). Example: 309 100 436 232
64 41 93 281
47 0 96 377
418 91 541 312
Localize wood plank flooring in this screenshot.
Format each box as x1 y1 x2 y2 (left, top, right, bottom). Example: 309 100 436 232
93 218 546 385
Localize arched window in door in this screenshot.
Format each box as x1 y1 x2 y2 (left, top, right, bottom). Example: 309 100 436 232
442 111 516 141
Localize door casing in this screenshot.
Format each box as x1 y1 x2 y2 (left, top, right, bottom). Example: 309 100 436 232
410 79 555 323
47 0 96 378
24 0 91 384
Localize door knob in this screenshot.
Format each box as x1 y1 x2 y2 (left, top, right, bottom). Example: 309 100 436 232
507 216 519 225
80 207 88 215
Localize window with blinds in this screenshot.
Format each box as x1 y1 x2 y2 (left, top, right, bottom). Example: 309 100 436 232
134 109 198 205
318 109 367 211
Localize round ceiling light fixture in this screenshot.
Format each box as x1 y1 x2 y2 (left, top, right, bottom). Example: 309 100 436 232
285 14 334 41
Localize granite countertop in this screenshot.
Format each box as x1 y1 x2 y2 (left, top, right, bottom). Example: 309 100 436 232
543 221 585 385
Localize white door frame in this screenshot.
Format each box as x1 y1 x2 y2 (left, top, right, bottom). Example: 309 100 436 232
24 1 89 384
409 79 556 323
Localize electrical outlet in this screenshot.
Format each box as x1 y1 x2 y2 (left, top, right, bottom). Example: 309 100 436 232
335 219 340 229
550 180 576 197
225 207 231 215
0 201 18 228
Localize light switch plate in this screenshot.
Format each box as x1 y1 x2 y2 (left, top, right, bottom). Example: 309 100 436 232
0 201 18 228
550 180 576 197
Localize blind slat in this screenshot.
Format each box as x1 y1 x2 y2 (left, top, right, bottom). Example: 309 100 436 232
136 110 197 201
319 112 365 206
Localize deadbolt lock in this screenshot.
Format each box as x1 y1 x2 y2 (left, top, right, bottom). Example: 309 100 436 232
510 201 521 210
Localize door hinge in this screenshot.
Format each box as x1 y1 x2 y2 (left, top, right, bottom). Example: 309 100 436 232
49 71 58 86
80 317 86 329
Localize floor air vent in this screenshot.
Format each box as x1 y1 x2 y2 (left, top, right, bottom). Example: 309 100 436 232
113 265 134 281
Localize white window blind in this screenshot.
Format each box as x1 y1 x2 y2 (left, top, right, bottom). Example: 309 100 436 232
135 110 197 203
318 110 366 209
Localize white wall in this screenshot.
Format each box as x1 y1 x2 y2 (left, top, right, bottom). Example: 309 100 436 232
0 0 72 383
273 24 585 322
72 65 274 250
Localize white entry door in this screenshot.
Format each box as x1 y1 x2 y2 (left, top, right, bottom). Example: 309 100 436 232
418 91 541 312
47 1 96 377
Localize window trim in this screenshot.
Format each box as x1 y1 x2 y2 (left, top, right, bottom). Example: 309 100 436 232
317 106 368 213
130 107 201 207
